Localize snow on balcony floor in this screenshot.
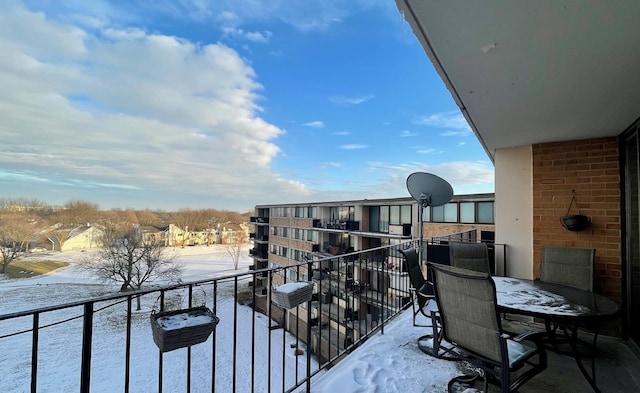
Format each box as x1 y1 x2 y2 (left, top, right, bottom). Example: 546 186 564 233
310 305 461 393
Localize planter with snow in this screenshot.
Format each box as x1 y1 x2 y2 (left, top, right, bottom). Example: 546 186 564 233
273 282 313 309
150 306 219 352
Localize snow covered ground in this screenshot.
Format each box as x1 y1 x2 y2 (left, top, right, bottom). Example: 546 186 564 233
0 245 464 393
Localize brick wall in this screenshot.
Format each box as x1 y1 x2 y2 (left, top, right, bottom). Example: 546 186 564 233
532 137 621 301
423 224 495 241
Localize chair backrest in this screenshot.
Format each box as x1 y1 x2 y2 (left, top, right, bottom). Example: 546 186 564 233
430 263 502 363
540 246 595 291
400 247 431 306
449 241 492 274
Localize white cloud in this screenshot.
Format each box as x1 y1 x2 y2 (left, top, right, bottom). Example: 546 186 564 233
102 27 146 40
303 121 324 128
359 160 494 198
339 144 368 150
415 111 472 132
330 94 374 106
400 130 418 137
0 3 313 210
222 26 273 43
332 131 349 135
416 148 437 154
440 130 473 137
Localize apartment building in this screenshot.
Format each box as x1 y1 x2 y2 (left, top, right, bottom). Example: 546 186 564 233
249 194 495 361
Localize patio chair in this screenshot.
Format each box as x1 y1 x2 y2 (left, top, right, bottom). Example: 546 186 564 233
540 246 597 352
540 246 595 292
429 263 547 393
400 247 457 360
400 247 433 327
449 241 492 274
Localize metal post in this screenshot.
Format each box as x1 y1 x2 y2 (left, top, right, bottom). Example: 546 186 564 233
418 201 424 268
80 302 94 393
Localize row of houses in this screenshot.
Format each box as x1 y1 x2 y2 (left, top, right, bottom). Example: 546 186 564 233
41 223 251 252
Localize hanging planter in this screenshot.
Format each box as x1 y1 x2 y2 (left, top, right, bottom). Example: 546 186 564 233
150 293 219 353
560 191 592 232
273 282 313 309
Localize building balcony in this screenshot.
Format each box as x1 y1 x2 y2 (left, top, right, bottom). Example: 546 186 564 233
249 248 268 260
312 220 360 231
1 241 636 392
250 216 269 224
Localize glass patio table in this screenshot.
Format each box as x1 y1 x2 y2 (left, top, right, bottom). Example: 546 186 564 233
493 277 621 393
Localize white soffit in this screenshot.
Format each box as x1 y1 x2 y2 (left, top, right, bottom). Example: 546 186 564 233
397 0 640 159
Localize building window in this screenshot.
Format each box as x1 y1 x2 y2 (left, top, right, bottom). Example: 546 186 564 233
444 203 457 223
460 202 475 223
427 200 494 224
431 205 444 222
379 206 389 233
477 202 494 224
400 205 412 224
390 205 400 225
271 207 289 217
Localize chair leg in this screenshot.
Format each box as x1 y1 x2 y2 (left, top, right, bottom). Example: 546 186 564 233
447 373 483 393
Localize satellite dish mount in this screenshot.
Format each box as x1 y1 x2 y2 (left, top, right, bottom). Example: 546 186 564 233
406 172 454 266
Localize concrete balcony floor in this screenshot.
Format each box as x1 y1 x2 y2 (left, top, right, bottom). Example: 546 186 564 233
312 308 640 392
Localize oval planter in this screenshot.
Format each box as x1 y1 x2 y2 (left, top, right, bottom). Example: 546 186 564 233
560 214 591 232
150 306 219 352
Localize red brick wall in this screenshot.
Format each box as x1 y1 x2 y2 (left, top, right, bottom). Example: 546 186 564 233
532 137 622 301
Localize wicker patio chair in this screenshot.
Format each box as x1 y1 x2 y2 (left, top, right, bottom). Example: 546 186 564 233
430 263 547 393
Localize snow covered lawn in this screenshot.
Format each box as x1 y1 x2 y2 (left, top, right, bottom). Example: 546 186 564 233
0 245 465 393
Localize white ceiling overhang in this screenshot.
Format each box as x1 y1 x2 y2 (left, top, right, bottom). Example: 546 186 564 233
396 0 640 161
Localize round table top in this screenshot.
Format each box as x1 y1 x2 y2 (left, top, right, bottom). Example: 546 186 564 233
493 276 620 320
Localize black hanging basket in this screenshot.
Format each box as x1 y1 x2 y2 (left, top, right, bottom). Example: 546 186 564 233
150 306 219 352
560 192 591 232
561 214 592 232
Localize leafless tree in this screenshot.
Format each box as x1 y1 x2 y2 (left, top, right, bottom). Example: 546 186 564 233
0 213 37 273
225 229 248 270
61 200 101 226
81 223 183 310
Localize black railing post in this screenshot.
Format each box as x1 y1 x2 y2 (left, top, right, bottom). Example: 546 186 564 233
31 312 39 393
80 302 94 393
125 297 132 393
232 277 238 393
306 261 312 393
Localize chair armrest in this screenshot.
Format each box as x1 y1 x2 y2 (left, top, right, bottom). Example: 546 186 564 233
509 330 546 343
416 291 434 301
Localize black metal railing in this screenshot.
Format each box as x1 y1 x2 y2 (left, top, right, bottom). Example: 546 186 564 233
0 241 418 393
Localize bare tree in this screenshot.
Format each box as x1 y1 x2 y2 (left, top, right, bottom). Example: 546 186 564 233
225 229 248 270
82 223 183 310
0 213 36 273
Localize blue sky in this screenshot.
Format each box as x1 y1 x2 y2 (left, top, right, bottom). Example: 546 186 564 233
0 0 493 212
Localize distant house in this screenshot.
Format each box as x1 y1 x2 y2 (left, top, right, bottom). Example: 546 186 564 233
60 225 104 251
165 223 249 247
139 225 167 244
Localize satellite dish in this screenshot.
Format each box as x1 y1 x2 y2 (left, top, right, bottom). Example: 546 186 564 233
406 172 453 208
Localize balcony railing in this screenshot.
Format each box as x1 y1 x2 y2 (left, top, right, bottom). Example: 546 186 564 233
250 217 270 224
0 241 419 393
